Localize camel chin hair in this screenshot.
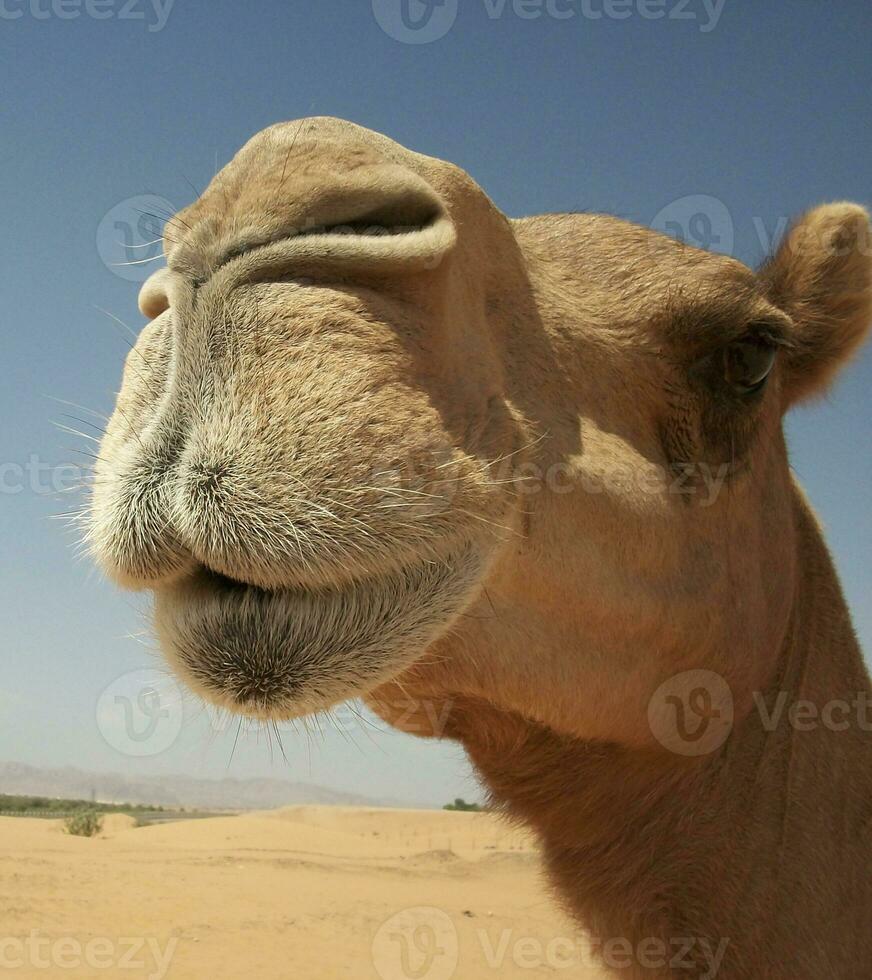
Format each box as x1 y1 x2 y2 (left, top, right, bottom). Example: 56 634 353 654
89 117 872 980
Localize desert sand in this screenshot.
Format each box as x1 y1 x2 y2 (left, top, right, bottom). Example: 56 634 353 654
0 807 605 979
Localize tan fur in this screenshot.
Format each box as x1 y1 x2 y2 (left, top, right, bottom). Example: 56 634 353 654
90 118 872 977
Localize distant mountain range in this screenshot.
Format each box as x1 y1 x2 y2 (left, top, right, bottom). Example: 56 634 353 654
0 761 393 810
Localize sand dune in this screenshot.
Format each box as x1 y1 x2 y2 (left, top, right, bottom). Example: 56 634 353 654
0 807 605 978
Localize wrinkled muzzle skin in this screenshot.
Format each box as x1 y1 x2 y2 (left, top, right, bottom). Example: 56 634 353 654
89 118 528 719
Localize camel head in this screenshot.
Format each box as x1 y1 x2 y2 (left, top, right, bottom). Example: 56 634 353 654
90 118 872 750
90 117 528 719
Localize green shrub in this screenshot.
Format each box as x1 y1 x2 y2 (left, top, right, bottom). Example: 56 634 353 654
443 798 483 812
64 811 103 837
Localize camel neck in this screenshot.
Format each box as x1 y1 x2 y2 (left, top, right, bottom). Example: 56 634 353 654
459 502 872 979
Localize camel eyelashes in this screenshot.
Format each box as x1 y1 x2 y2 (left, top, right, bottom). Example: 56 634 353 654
687 327 781 398
723 336 778 394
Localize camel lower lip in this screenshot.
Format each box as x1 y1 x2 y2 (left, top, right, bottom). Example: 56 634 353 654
152 547 481 720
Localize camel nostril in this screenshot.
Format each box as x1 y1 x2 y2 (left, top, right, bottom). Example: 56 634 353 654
177 164 456 285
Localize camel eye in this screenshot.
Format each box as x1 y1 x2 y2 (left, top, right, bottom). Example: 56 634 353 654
723 337 777 394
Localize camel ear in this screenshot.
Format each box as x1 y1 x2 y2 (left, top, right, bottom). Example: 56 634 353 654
760 203 872 405
138 267 171 320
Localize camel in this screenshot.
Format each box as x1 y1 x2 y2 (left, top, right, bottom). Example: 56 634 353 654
89 117 872 978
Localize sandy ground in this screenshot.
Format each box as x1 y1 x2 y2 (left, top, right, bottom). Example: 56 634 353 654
0 807 606 979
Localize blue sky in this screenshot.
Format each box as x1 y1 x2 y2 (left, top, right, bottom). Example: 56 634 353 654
1 1 870 807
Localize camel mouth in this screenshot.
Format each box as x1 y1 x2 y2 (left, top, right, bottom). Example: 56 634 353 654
153 546 483 721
